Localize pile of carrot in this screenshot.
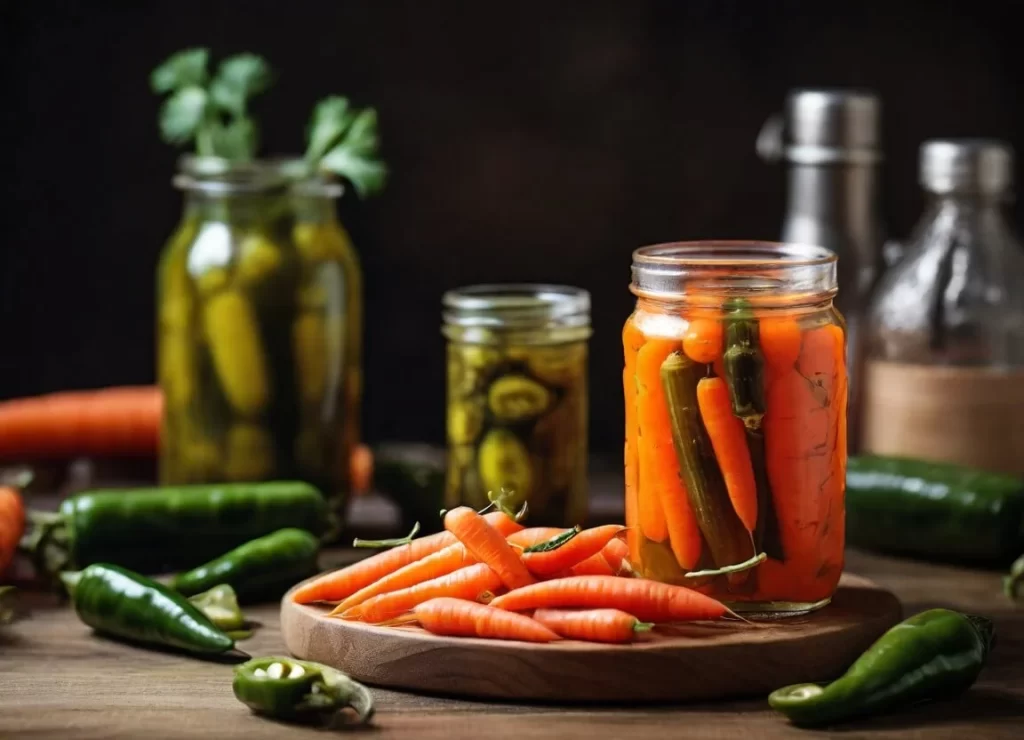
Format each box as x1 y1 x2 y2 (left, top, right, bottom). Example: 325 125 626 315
291 507 733 644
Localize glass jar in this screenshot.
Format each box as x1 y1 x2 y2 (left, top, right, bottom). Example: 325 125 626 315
861 140 1024 473
157 156 362 519
624 242 847 614
442 285 591 525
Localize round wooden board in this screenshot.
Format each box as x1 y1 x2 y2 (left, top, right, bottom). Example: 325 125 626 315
280 573 901 703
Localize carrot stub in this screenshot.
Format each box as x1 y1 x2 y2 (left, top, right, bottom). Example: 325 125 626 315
696 377 758 532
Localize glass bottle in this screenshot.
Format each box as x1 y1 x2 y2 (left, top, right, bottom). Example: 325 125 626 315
442 285 591 525
624 242 847 614
861 140 1024 473
157 156 363 520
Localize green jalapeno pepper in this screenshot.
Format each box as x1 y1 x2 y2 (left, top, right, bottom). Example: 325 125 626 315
61 563 236 656
188 584 248 635
233 656 374 727
28 481 328 577
769 608 995 727
171 528 320 602
1004 553 1024 601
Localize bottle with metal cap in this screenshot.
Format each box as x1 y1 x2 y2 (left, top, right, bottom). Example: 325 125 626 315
860 139 1024 473
758 89 886 453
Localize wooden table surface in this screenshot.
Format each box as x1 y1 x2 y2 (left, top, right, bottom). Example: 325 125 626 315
2 485 1023 739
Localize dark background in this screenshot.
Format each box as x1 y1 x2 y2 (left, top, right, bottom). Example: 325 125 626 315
2 0 1023 459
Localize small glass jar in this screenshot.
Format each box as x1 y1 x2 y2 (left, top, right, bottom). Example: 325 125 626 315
442 285 591 525
157 156 362 520
624 242 847 614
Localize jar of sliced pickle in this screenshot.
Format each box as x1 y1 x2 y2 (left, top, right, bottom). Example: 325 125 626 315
442 285 591 525
624 242 847 614
157 156 362 521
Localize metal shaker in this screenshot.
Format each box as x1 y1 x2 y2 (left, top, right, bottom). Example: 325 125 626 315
758 89 887 453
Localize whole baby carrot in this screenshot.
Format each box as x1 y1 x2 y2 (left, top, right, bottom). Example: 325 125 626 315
401 597 560 643
444 507 534 590
521 526 626 577
532 608 652 643
340 563 503 623
697 377 758 532
292 511 520 604
490 575 729 622
683 318 724 365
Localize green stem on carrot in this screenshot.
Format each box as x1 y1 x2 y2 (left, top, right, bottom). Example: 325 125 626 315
524 526 581 553
353 522 421 549
684 551 767 580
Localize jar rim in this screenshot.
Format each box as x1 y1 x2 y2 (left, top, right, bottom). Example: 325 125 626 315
173 155 344 197
631 240 838 305
442 283 591 333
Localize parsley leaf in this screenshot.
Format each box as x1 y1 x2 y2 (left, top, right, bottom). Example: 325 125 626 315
158 86 209 146
307 99 387 198
210 53 271 116
151 48 209 94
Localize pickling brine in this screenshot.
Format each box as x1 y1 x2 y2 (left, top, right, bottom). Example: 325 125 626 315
442 285 591 526
624 242 847 613
157 157 361 521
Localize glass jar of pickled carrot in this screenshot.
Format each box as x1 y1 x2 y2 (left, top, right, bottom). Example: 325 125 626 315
624 242 847 614
442 285 591 526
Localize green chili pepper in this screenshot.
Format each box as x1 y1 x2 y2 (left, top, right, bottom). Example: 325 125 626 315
1004 553 1024 601
188 584 247 632
769 608 995 727
28 481 328 577
61 563 236 656
233 656 374 727
171 528 320 602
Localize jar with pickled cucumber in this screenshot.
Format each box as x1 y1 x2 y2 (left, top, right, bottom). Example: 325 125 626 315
624 242 847 615
157 156 362 520
442 285 591 525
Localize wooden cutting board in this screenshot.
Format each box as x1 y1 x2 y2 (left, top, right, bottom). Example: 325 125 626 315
280 573 901 703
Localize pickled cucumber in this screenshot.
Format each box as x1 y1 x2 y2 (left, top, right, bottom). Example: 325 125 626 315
237 233 283 285
224 423 275 480
447 401 484 445
197 267 230 297
294 222 352 264
203 290 270 416
527 344 587 386
477 429 533 509
487 375 551 422
293 312 328 407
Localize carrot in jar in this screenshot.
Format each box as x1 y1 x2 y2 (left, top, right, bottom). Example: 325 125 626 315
622 320 645 564
696 377 758 532
759 317 803 372
683 318 723 365
636 339 702 570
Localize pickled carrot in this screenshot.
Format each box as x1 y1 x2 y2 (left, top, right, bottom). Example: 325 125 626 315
683 318 723 365
760 317 803 372
696 377 758 533
635 338 702 570
623 321 645 564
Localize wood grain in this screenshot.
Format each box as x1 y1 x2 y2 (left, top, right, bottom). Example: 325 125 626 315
2 550 1022 739
280 573 902 702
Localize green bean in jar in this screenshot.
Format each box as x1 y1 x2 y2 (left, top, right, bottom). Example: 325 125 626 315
442 285 591 525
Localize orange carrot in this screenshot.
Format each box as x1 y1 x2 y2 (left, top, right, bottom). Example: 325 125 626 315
342 563 503 623
490 575 729 622
696 377 758 532
292 511 520 604
623 320 645 564
521 525 625 577
350 444 374 496
635 339 677 544
329 541 477 615
0 485 26 575
600 537 631 575
532 608 652 643
760 317 803 372
444 506 535 590
636 339 702 569
683 318 723 364
404 597 560 642
0 386 161 461
557 537 632 578
506 527 565 549
565 552 616 576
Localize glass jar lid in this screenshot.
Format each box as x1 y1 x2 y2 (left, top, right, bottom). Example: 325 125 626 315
442 284 591 344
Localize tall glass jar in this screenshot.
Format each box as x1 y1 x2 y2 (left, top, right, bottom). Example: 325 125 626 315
624 242 847 614
157 156 362 520
861 140 1024 473
442 285 591 525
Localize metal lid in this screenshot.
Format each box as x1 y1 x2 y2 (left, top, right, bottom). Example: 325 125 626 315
757 88 882 165
920 139 1013 195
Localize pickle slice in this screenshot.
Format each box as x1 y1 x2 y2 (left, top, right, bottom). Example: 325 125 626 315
477 429 532 509
487 375 551 422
